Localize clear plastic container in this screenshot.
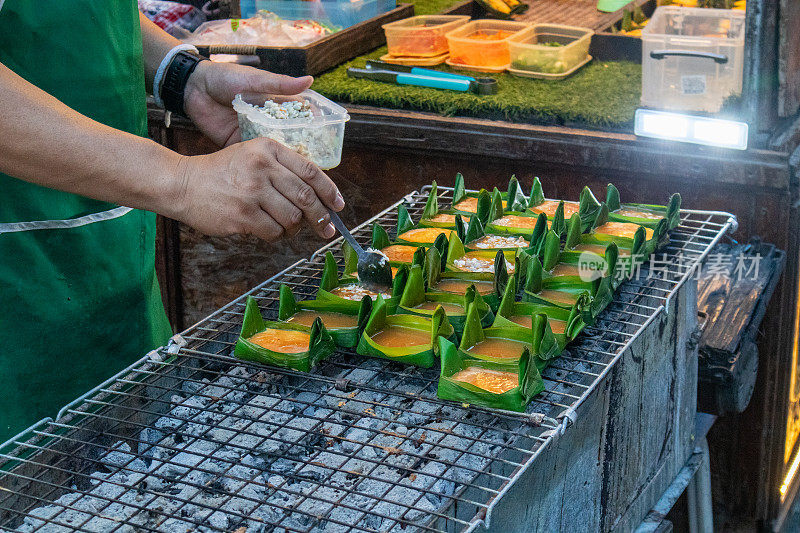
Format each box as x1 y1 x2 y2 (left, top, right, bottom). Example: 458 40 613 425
508 24 594 74
233 89 350 169
641 7 745 113
445 20 531 69
240 0 396 30
382 15 470 58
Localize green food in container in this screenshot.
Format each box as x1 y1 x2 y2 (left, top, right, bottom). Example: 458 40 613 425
372 219 449 268
397 264 494 336
580 202 669 257
437 335 544 412
317 251 409 315
605 183 682 230
235 296 336 372
356 294 455 368
278 283 372 348
560 213 639 286
457 300 560 369
491 274 590 351
521 252 608 321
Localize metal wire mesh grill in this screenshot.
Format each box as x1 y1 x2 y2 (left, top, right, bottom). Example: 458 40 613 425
0 186 734 533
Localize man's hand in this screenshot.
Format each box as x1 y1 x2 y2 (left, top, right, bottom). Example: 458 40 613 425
183 61 313 147
173 137 344 241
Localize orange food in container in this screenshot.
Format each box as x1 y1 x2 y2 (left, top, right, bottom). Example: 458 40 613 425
445 20 531 70
383 15 470 58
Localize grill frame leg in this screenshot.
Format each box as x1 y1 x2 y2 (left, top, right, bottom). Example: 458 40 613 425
688 436 714 533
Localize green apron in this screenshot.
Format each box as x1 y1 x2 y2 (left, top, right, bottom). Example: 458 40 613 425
0 1 173 442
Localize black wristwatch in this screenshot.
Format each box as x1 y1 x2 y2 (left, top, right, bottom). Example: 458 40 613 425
160 50 208 116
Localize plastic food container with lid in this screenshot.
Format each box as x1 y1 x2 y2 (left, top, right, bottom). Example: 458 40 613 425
233 89 350 170
445 20 531 71
508 24 594 77
641 7 745 113
240 0 397 30
382 15 470 58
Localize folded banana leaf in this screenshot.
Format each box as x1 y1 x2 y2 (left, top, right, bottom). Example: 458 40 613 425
437 335 543 412
342 240 425 283
357 294 455 367
505 175 529 213
235 296 336 372
492 274 590 350
606 184 682 230
373 221 449 267
444 231 516 281
522 253 598 310
462 215 530 252
395 205 451 246
278 284 372 348
525 178 581 224
318 251 409 314
561 213 641 285
453 172 522 204
427 246 506 312
486 211 543 238
588 203 668 256
398 264 493 336
418 181 468 229
456 301 558 368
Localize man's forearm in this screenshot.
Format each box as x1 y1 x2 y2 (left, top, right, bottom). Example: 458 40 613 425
0 62 185 219
139 12 183 94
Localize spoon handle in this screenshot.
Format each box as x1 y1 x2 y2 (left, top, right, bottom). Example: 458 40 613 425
327 209 365 256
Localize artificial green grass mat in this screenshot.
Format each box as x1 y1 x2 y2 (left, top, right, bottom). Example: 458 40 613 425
410 0 463 15
313 51 642 129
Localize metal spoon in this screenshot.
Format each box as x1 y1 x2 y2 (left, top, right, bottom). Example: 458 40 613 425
327 209 393 291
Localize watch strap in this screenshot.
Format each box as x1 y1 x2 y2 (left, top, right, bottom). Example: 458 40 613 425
161 50 208 116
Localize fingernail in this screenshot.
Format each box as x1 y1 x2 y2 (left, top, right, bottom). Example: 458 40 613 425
324 223 336 239
334 192 345 211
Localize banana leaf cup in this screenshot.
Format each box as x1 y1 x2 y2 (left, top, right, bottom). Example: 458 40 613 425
398 264 494 336
318 251 409 314
341 240 424 283
560 214 643 285
444 231 516 280
356 294 455 368
583 203 669 257
462 216 530 252
486 209 545 238
418 181 472 230
605 183 681 230
437 335 544 412
492 275 589 351
427 246 507 312
451 172 526 206
373 219 449 268
524 177 583 224
395 204 452 247
522 253 609 322
456 301 560 369
278 284 372 348
235 296 336 372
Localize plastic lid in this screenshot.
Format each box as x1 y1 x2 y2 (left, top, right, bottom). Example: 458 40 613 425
233 89 350 128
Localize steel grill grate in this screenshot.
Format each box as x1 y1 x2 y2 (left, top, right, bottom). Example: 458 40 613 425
0 186 735 533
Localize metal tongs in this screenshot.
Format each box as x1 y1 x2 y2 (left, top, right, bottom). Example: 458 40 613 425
346 60 498 95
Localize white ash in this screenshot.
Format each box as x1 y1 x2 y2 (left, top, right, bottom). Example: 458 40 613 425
234 94 341 169
15 361 528 533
